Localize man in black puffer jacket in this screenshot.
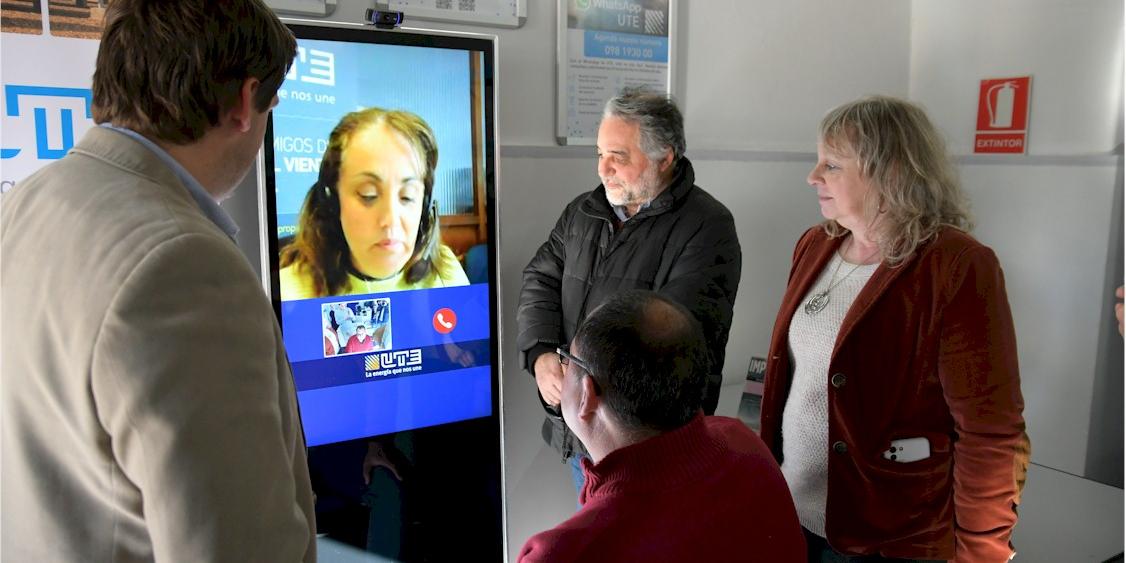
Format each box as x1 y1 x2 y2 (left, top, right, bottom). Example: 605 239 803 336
517 87 742 497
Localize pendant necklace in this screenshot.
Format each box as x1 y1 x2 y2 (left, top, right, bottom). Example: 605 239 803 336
803 238 880 316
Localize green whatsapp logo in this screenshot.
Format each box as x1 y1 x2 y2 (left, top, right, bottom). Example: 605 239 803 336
576 0 590 10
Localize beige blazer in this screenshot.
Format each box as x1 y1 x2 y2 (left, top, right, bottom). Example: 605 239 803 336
1 127 316 562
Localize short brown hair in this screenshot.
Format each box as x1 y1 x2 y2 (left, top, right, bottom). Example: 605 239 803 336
819 95 973 264
92 0 295 144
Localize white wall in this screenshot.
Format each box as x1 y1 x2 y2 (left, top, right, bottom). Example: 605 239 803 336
909 0 1124 476
966 163 1119 472
909 0 1123 156
681 0 910 152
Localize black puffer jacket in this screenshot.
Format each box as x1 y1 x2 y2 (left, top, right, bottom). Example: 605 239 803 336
516 158 742 455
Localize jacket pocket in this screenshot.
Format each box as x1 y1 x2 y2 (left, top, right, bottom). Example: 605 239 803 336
866 432 953 479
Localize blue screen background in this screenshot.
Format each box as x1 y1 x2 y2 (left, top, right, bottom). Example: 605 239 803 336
272 39 475 236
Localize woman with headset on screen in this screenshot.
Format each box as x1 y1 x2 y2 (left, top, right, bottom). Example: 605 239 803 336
279 107 469 299
281 107 470 558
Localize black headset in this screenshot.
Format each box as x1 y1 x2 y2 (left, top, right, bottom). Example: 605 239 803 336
317 180 436 253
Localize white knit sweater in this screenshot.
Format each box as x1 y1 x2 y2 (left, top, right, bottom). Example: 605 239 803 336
780 252 878 537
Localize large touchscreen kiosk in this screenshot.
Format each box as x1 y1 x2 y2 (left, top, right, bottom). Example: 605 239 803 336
262 25 501 559
263 25 496 448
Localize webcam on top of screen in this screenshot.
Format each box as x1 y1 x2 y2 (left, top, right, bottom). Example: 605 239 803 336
364 9 404 30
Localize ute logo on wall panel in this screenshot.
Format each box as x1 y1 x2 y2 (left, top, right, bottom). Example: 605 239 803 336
1 1 105 196
974 76 1032 154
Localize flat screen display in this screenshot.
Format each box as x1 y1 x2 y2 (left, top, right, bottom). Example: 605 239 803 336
261 23 501 560
265 25 496 447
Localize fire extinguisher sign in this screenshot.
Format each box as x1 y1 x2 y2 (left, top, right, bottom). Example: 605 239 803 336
974 76 1032 154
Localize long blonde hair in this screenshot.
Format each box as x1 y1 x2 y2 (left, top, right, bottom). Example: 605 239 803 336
819 95 973 264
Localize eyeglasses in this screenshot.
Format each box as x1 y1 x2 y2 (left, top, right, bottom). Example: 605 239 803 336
556 346 590 372
556 346 601 395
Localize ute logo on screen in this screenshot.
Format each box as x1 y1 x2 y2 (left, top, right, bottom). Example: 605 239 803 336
285 46 336 87
364 348 424 378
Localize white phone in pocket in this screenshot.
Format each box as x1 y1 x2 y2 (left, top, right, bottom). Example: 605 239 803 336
882 437 931 463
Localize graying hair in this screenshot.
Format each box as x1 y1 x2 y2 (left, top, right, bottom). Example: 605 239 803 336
819 95 973 264
603 86 685 163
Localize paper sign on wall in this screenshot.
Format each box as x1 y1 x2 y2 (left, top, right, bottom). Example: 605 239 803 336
555 0 676 145
736 356 767 432
974 76 1032 154
1 2 104 197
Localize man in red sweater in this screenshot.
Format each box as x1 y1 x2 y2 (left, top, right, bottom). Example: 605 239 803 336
519 290 805 563
344 324 375 354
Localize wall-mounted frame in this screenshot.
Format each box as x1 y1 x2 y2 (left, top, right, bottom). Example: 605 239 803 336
265 0 338 18
555 0 677 145
382 0 527 28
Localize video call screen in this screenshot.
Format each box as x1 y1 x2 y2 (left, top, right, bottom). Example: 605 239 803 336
261 25 501 560
262 25 498 448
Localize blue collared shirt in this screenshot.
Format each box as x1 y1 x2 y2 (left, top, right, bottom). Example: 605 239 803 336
612 200 651 223
100 124 240 240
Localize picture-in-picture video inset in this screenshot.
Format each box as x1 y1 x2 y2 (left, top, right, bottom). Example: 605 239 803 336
323 298 392 357
266 31 495 448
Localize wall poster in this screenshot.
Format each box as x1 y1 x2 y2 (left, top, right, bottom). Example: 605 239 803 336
1 0 104 198
555 0 676 145
386 0 527 28
974 75 1032 154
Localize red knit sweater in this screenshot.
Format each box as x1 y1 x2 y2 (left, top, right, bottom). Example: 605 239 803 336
518 415 805 563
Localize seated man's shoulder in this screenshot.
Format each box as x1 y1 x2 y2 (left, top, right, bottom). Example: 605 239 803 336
521 505 690 563
705 416 783 473
705 415 761 443
519 510 608 563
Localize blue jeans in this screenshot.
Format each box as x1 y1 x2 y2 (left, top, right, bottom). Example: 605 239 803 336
568 453 588 510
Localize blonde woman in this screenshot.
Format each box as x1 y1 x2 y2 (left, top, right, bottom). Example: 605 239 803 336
761 96 1030 562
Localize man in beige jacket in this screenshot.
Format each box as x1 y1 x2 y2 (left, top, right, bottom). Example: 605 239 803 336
0 1 316 561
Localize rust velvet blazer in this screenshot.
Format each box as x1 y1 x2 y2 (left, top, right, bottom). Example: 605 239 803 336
760 226 1030 562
